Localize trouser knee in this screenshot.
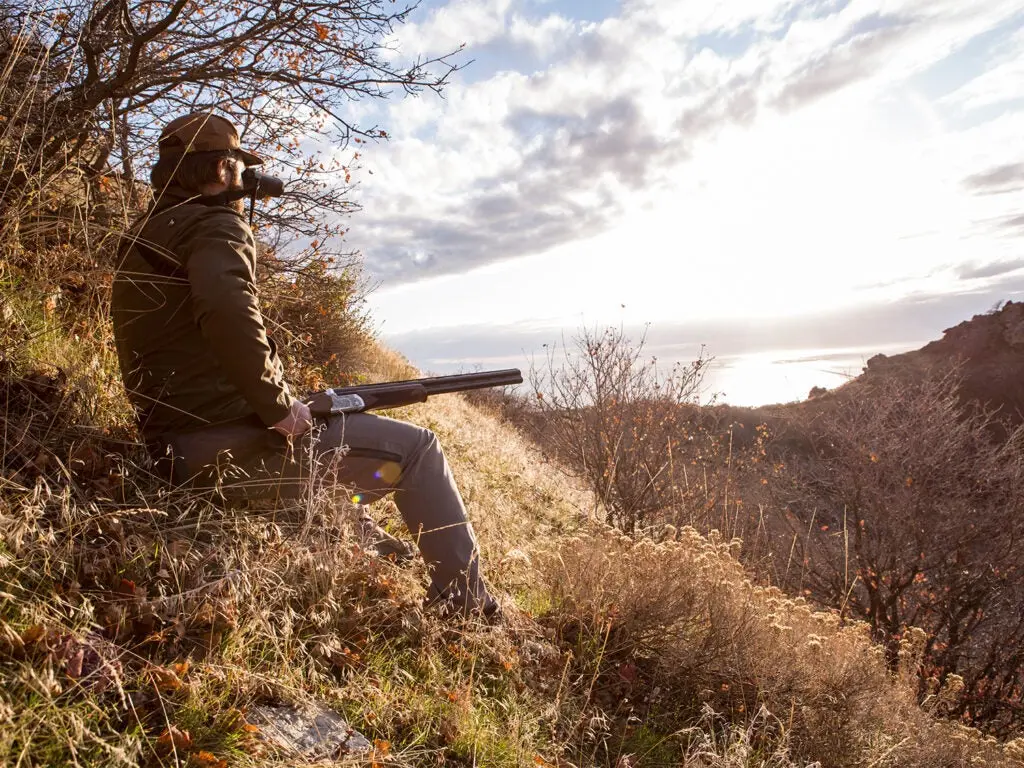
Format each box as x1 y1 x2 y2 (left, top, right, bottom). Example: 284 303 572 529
400 426 446 483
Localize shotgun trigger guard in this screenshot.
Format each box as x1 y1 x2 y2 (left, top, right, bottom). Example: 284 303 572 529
325 389 366 414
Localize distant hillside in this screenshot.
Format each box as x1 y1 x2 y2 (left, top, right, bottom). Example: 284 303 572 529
787 301 1024 422
692 300 1024 447
855 301 1024 422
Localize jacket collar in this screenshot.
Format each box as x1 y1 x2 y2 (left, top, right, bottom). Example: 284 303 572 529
151 184 249 215
151 185 202 214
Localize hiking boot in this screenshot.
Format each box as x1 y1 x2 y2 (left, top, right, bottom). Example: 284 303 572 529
357 515 414 565
424 586 503 625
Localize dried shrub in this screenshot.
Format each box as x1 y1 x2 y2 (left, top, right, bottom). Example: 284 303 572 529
256 245 374 392
529 324 708 533
537 524 1023 767
773 365 1024 737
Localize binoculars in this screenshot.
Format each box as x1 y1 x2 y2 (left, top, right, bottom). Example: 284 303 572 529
242 168 285 198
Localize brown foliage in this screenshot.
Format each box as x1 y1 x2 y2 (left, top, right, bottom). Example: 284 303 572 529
255 244 373 390
537 525 1022 767
772 366 1024 736
511 321 1024 738
0 0 461 244
528 324 708 533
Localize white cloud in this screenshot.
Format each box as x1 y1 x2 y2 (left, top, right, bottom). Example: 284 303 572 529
942 47 1024 111
393 0 514 56
346 0 1024 312
508 12 575 55
621 0 798 37
341 0 1024 404
759 0 1024 112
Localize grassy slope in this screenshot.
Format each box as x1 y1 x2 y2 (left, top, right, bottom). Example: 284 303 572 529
2 289 1024 767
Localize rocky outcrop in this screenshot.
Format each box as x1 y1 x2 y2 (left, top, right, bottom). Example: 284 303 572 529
855 301 1024 423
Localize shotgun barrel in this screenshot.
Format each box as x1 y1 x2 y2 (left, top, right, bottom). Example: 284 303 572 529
307 368 523 416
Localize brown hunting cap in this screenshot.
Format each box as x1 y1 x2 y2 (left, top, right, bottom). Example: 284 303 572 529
158 112 263 166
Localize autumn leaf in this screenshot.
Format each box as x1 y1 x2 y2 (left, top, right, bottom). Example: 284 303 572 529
188 751 227 768
314 22 330 40
156 725 192 753
21 625 45 645
64 647 85 678
148 665 184 691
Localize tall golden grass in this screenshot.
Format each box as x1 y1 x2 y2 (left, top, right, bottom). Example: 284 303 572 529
3 277 1024 764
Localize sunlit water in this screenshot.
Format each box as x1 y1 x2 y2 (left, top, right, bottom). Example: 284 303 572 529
702 344 920 406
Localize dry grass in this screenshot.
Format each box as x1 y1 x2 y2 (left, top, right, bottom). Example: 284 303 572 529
2 190 1022 767
534 524 1021 766
3 352 1024 765
402 392 594 559
3 261 1024 765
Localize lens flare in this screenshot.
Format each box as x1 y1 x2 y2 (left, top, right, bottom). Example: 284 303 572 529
352 494 363 504
374 461 401 484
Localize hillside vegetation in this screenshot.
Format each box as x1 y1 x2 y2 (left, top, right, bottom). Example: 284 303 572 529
4 227 1024 767
497 318 1024 738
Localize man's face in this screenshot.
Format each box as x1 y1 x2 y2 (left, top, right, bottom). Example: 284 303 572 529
225 156 245 189
223 156 246 213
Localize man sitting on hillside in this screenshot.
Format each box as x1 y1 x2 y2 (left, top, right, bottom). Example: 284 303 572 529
111 111 499 620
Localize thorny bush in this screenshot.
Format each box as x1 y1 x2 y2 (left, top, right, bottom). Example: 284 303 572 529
528 324 708 533
772 366 1024 737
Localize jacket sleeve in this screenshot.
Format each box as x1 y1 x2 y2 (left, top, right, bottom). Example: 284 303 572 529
181 210 292 427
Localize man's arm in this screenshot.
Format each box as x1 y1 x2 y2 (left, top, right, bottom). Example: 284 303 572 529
182 210 295 428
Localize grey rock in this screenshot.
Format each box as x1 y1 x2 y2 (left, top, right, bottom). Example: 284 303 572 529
249 703 373 760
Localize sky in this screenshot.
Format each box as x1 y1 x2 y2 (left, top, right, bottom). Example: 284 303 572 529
333 0 1024 405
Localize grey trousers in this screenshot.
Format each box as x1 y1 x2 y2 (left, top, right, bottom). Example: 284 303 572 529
161 412 493 611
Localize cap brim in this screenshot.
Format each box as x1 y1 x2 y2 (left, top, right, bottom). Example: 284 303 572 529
237 148 263 166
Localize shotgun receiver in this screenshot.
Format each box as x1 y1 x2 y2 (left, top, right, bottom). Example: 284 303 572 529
306 368 523 417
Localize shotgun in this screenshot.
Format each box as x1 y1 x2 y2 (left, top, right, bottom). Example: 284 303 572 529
307 368 523 417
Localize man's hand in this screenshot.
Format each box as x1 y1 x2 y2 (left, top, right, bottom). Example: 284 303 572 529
272 398 313 438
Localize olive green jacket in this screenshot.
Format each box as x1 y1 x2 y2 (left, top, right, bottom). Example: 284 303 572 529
112 187 292 438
